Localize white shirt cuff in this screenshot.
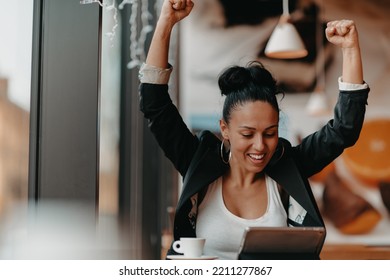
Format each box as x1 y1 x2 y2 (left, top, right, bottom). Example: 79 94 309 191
338 77 368 91
138 63 173 84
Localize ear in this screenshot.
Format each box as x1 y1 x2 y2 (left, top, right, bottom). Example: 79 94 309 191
219 119 229 139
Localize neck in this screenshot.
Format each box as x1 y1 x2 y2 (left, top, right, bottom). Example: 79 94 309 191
224 166 265 189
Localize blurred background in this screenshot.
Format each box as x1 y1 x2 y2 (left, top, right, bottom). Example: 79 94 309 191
0 0 389 259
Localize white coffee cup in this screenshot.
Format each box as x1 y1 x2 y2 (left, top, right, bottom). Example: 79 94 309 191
172 237 206 258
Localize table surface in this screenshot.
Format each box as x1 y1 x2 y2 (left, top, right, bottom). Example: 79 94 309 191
321 244 390 260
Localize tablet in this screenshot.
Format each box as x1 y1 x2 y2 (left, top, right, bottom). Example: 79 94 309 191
238 226 326 259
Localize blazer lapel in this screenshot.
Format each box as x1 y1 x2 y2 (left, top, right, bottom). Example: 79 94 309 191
267 157 324 226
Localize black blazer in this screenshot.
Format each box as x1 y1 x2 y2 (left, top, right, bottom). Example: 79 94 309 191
139 83 369 258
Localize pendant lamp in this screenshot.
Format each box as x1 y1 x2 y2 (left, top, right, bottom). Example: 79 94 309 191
306 88 330 116
265 0 308 59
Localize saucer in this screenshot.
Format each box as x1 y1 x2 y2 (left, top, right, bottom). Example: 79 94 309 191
167 255 218 260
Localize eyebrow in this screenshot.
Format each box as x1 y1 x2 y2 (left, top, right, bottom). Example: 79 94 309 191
239 125 279 130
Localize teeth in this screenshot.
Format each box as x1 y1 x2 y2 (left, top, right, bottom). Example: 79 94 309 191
249 154 264 160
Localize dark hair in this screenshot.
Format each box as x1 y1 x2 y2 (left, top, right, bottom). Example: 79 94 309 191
218 61 282 123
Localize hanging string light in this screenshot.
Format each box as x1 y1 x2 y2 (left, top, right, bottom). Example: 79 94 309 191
119 0 154 69
80 0 101 4
105 1 119 44
81 0 155 69
80 0 118 45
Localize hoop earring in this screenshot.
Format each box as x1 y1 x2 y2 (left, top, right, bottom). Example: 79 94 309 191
220 139 231 164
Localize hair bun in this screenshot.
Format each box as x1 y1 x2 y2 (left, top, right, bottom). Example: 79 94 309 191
218 66 251 96
219 61 281 123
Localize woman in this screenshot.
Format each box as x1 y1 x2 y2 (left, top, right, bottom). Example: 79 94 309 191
139 0 369 259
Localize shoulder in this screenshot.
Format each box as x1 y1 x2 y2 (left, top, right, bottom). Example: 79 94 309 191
276 137 292 157
195 130 223 156
278 137 292 147
196 130 222 147
267 137 292 167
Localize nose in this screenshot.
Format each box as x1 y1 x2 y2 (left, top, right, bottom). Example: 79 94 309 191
253 134 265 151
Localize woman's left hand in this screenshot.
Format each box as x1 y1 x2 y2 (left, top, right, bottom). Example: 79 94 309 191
325 20 359 49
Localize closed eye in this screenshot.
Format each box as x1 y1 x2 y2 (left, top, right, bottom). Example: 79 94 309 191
242 134 253 138
264 132 277 138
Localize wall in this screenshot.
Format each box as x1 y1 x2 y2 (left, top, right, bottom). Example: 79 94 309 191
180 0 390 127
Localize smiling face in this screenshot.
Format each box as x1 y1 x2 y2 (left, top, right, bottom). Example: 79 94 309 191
220 100 279 174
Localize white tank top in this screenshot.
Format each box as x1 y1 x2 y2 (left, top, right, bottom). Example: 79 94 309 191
196 175 287 259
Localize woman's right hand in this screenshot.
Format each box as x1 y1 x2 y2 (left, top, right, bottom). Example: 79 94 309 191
145 0 194 69
159 0 194 27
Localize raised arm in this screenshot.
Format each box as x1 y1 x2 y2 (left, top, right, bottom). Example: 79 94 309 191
139 0 197 176
325 20 363 84
146 0 194 69
292 20 369 177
